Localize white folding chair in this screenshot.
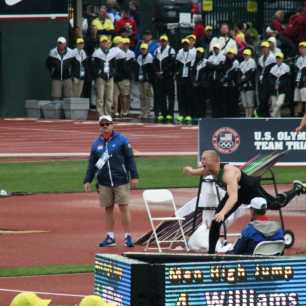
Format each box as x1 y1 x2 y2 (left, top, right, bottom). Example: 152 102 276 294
253 240 285 256
143 189 189 253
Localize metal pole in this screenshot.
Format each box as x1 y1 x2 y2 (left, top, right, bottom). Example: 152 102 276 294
76 0 83 29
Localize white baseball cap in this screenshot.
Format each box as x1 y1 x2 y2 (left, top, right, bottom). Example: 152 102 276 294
98 115 113 123
57 36 67 44
247 197 267 210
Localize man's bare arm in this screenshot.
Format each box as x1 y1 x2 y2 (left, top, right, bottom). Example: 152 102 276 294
183 166 208 176
296 112 306 133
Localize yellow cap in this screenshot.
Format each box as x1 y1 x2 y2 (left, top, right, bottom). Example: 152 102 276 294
140 43 148 49
10 292 51 306
205 25 213 31
187 34 196 41
260 41 270 48
243 49 252 56
122 37 130 44
299 41 306 48
181 38 190 44
79 295 107 306
275 52 284 59
76 38 84 44
196 47 205 53
112 36 123 45
226 48 236 55
159 35 169 41
100 35 109 42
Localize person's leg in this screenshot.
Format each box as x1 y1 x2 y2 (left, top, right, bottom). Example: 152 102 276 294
105 206 115 232
113 82 120 115
63 79 73 98
95 77 105 116
118 205 131 233
167 78 175 118
51 80 62 100
115 184 134 247
104 78 114 116
272 93 285 117
98 185 116 246
120 80 131 115
255 182 306 210
143 82 153 118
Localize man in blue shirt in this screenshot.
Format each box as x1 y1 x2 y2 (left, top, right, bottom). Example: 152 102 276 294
84 115 139 247
232 197 284 255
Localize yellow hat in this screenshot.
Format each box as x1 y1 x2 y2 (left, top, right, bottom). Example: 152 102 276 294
243 49 252 56
159 35 169 41
275 52 284 59
299 41 306 48
76 38 84 44
196 47 205 53
181 38 190 44
10 292 51 306
260 41 270 48
226 48 236 55
187 34 196 41
140 43 148 49
122 37 130 44
205 25 213 31
79 295 107 306
112 36 123 45
100 35 109 43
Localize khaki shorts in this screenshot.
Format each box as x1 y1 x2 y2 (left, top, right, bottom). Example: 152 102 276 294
294 87 306 102
98 184 130 207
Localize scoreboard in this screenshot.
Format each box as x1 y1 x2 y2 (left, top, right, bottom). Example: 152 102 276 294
95 253 306 306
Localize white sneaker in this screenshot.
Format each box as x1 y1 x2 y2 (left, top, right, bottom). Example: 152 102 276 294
293 180 306 194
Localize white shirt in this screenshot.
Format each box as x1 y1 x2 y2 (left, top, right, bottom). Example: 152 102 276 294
270 62 290 78
239 58 256 74
209 36 238 54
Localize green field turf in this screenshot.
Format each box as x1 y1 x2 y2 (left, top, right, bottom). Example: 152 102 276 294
0 157 306 193
0 264 93 277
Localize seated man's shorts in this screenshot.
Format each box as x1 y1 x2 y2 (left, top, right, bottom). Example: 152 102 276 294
98 184 130 207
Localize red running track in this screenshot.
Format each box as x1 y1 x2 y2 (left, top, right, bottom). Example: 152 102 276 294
0 118 197 157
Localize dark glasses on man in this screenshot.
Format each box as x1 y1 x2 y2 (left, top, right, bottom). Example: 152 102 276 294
100 122 111 127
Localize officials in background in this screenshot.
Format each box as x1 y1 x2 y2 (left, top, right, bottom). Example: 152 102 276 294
92 35 117 116
46 36 74 100
72 38 88 97
175 38 196 124
135 43 154 120
153 35 176 122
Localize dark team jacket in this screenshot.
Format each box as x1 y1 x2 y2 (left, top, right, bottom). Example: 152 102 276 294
71 48 89 80
257 52 276 84
219 58 240 87
91 47 117 80
153 45 176 79
267 63 290 95
294 56 306 88
175 49 196 80
238 58 257 91
206 52 226 83
46 47 75 80
192 58 210 87
84 131 139 187
135 53 154 83
114 49 136 82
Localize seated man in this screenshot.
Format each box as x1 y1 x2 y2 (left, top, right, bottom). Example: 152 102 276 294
183 150 306 254
232 197 284 255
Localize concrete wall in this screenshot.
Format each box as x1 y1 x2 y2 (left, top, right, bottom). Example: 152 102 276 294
0 20 68 117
